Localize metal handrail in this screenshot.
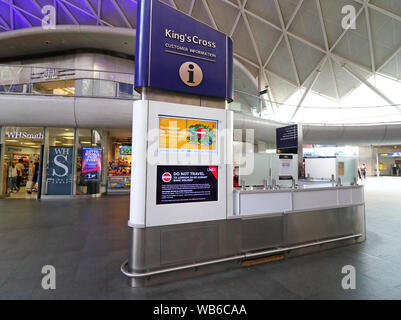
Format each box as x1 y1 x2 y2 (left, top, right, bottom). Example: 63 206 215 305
0 64 135 76
121 233 363 279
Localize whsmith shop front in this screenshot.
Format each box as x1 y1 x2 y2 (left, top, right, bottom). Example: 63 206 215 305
0 126 109 199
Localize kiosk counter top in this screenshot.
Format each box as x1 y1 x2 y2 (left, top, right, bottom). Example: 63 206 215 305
233 184 364 216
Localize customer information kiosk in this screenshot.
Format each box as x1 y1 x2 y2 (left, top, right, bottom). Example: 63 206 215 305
121 0 365 287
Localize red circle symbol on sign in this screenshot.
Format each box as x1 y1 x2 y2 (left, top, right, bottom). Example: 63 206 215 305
162 172 172 183
196 128 206 138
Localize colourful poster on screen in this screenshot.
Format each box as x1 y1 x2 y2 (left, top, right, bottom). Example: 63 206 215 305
82 148 102 174
159 116 217 153
120 146 132 155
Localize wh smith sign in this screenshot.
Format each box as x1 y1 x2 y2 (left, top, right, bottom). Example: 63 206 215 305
135 0 233 101
47 147 73 195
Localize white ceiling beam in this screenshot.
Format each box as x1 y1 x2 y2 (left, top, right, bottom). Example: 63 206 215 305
188 0 195 15
273 0 300 87
57 0 79 25
264 69 298 88
170 0 177 10
263 34 284 69
58 0 112 26
337 60 400 112
291 56 328 120
229 10 242 37
240 0 264 69
234 53 259 69
300 54 327 87
377 46 401 73
263 0 310 71
291 67 322 120
7 3 42 22
14 8 33 27
10 0 14 30
315 0 339 100
110 0 133 28
287 32 326 54
202 0 218 30
243 8 282 32
315 0 328 51
83 0 99 24
331 53 372 74
0 13 10 30
328 57 340 100
364 1 376 73
286 0 304 30
235 53 298 88
352 0 401 23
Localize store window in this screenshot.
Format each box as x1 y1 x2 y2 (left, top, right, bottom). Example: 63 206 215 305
118 82 134 99
32 80 75 96
75 79 116 98
2 127 44 199
76 129 104 195
108 137 132 193
43 128 75 196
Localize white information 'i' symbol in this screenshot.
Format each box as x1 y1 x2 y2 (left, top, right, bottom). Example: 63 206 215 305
179 62 203 87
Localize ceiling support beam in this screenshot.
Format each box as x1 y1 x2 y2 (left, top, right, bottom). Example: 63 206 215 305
110 0 133 28
229 10 242 37
377 46 401 73
364 1 376 74
339 62 400 112
291 69 321 121
315 0 339 100
291 57 327 120
202 0 218 30
273 0 300 87
188 0 195 15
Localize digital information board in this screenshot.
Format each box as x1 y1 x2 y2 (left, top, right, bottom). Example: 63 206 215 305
156 165 218 205
158 116 217 154
81 148 102 182
276 124 298 153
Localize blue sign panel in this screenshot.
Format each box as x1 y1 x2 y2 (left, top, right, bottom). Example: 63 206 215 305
379 152 401 157
135 0 233 101
47 147 73 195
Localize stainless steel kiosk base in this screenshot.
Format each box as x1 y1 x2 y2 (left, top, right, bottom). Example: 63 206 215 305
121 204 365 287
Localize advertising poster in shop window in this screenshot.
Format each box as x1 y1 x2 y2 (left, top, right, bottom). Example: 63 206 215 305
47 147 73 195
81 148 103 182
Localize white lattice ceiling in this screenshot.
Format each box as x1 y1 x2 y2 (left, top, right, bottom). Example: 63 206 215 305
0 0 400 106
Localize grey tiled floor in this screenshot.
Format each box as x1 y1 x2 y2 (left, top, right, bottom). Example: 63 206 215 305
1 177 401 300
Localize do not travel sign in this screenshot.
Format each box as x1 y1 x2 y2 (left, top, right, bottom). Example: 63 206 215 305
47 147 73 195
